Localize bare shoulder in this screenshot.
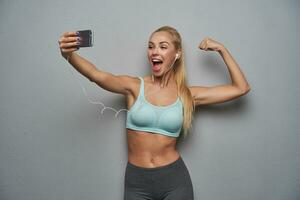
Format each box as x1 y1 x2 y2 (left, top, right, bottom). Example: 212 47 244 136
143 75 152 84
121 75 140 85
125 76 145 108
122 75 141 96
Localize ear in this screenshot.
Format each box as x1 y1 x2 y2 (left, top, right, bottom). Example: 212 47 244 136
176 49 182 59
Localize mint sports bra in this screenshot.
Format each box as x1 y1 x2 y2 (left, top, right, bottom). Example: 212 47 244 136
126 77 184 137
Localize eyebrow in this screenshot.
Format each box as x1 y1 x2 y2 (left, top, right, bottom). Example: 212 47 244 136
148 41 170 45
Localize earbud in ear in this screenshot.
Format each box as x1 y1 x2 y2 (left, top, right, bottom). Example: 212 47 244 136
175 53 179 60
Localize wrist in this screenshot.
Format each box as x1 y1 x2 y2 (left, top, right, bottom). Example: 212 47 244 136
63 52 75 62
217 45 227 54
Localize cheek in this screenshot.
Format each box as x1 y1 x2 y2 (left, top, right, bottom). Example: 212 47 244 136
163 52 174 62
164 48 176 56
147 52 151 60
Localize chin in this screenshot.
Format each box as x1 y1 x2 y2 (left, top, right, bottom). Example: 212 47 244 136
152 72 164 78
152 68 166 76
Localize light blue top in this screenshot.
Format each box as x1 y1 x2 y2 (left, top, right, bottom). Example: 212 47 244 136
126 77 184 137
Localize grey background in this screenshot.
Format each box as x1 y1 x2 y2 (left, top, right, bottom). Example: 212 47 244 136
0 0 299 199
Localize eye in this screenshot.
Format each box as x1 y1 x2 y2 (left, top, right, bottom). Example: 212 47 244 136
148 45 153 49
161 46 167 49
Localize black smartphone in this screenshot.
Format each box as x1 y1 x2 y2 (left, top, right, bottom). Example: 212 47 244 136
77 30 93 47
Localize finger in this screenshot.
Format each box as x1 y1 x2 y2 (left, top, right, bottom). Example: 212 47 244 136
59 36 81 49
203 40 208 51
198 43 203 49
199 41 207 50
58 36 77 45
199 37 208 49
63 31 78 37
200 45 206 50
199 41 205 49
199 39 205 47
59 40 80 50
67 36 79 42
60 41 80 49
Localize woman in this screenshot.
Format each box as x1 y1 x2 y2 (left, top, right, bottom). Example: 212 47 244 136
58 26 250 200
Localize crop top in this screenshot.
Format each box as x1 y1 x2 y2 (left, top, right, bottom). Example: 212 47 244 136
126 77 183 137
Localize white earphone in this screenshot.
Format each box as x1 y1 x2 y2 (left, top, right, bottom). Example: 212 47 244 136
175 53 179 60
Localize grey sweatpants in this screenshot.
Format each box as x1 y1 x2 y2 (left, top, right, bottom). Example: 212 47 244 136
124 156 194 200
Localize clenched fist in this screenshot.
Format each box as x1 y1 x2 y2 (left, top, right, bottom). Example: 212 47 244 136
198 37 224 52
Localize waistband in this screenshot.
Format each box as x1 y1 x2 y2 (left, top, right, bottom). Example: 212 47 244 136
126 156 184 172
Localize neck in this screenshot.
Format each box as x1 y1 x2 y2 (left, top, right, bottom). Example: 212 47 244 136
152 70 176 88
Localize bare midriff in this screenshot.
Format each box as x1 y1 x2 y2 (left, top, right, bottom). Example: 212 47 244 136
126 129 180 168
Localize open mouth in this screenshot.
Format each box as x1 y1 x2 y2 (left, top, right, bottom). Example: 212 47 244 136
152 59 163 72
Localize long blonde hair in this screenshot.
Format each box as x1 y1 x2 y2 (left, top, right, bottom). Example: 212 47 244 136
152 26 195 139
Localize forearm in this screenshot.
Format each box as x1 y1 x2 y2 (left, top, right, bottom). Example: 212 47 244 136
218 46 250 92
64 52 98 81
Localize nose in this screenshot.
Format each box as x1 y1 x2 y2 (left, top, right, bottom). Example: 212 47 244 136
151 46 159 56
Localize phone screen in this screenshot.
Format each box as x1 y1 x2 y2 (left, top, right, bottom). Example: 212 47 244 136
77 30 93 47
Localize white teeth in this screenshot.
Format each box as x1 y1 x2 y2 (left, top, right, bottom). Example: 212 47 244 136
152 59 163 66
152 59 162 62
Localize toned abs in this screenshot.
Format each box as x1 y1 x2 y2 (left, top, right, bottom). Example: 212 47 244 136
126 129 180 168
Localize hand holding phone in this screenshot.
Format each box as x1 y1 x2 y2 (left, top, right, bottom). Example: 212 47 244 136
58 30 93 59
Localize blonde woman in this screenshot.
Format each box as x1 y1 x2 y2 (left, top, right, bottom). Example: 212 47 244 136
58 26 250 200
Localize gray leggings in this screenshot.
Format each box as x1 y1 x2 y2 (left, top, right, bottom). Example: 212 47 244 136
124 156 194 200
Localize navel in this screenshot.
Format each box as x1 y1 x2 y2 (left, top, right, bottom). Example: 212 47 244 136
150 158 155 164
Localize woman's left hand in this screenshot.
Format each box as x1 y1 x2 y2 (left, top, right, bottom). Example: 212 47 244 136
198 37 224 52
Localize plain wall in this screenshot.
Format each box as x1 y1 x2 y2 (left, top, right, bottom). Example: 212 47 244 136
0 0 299 199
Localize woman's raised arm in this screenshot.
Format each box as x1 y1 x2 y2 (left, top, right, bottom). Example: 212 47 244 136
190 37 251 106
58 31 135 96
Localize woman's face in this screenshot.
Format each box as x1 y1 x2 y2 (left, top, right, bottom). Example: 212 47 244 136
148 31 178 77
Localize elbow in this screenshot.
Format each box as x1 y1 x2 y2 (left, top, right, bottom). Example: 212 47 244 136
240 85 251 95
